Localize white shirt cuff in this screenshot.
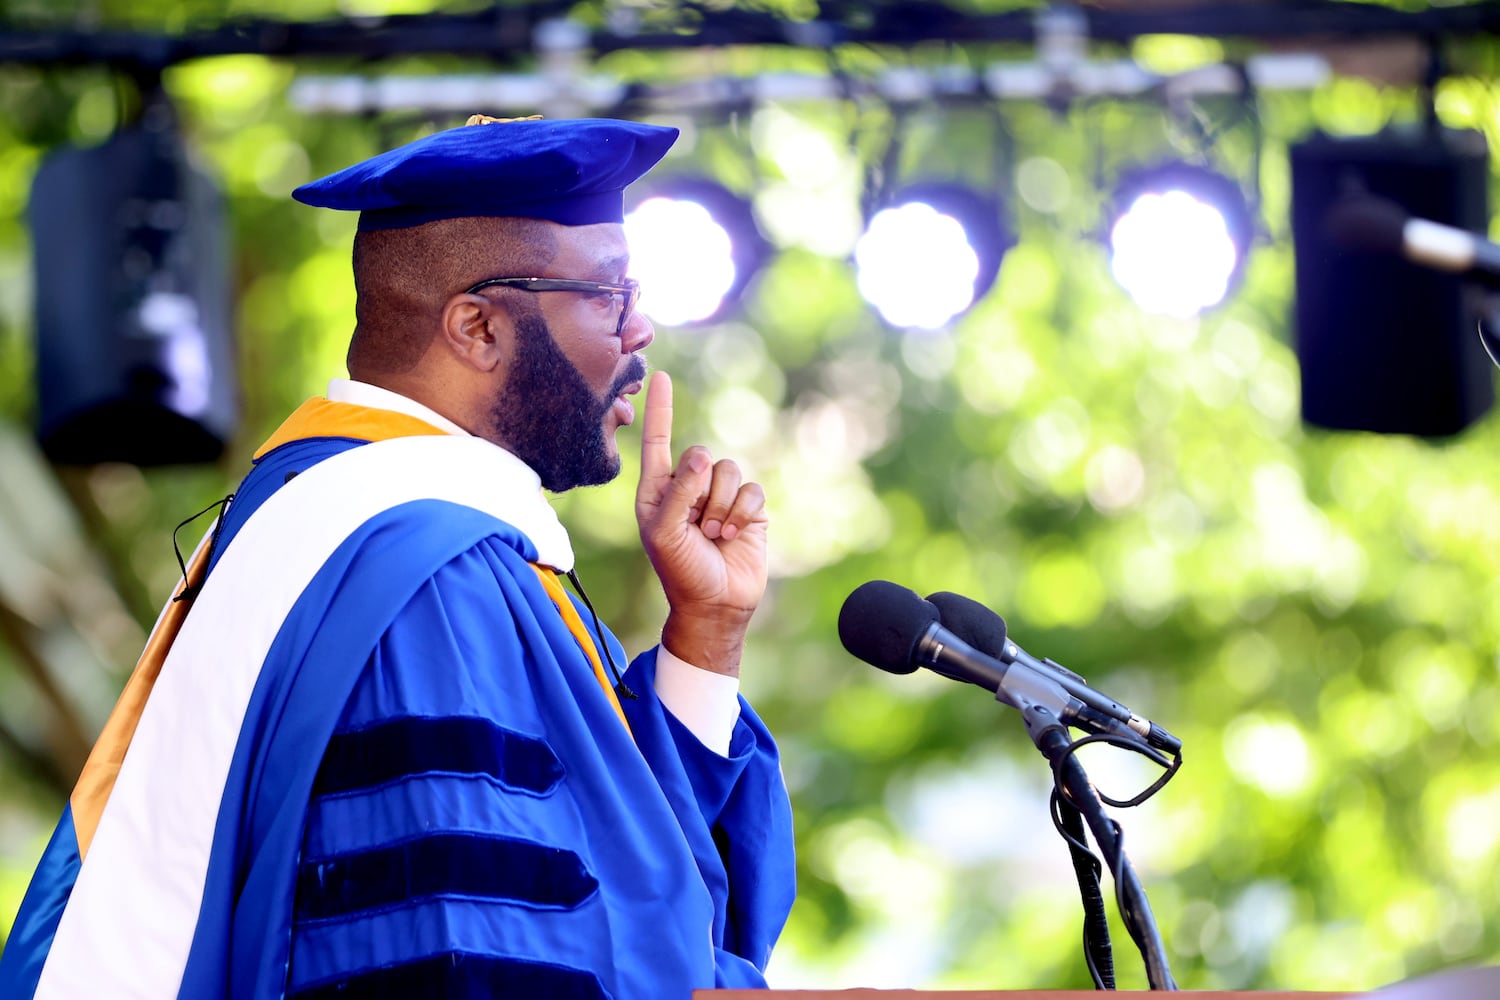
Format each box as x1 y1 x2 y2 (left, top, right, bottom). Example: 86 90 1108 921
654 645 742 757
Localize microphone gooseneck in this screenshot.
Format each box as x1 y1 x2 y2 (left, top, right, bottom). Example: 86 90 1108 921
926 590 1182 754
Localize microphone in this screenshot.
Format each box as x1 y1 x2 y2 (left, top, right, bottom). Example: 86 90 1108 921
837 581 1161 748
1325 193 1500 289
926 590 1181 754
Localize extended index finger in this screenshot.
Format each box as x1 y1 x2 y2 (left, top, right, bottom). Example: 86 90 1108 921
637 370 675 500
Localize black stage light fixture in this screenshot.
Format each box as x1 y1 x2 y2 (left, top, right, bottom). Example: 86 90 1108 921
1290 127 1493 438
29 114 237 465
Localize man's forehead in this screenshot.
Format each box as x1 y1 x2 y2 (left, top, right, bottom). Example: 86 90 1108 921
551 223 630 273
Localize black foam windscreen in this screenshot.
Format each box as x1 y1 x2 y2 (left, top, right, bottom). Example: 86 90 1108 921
837 580 937 675
926 591 1008 654
1291 128 1494 437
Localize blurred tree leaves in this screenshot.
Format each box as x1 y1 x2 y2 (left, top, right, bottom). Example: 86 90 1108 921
2 1 1500 993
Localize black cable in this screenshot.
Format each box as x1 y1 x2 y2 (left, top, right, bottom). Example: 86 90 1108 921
1051 789 1115 989
1049 745 1178 990
1051 733 1182 808
1032 722 1179 991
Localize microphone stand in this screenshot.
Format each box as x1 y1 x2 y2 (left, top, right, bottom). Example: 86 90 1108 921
1018 701 1177 991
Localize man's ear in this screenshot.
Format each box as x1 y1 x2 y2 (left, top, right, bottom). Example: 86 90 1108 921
440 293 508 372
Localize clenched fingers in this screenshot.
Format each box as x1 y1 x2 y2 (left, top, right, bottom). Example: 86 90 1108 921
696 459 744 540
717 480 766 541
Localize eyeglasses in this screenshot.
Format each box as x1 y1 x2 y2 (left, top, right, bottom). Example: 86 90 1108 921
465 276 641 336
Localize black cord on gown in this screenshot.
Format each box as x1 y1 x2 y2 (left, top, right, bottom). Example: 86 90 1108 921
170 493 235 603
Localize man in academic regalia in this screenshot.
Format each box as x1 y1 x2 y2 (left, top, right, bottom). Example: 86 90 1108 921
1 115 795 999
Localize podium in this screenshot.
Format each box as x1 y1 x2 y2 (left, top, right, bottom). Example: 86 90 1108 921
699 964 1500 998
698 994 1356 999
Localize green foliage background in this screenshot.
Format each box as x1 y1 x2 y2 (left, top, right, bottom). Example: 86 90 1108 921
1 1 1499 992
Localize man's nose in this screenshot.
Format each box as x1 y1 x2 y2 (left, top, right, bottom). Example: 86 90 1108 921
621 308 654 354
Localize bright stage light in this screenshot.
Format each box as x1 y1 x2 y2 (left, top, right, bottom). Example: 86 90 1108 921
855 183 1009 330
1107 163 1253 319
624 179 768 327
625 198 734 325
1110 192 1236 317
856 203 977 329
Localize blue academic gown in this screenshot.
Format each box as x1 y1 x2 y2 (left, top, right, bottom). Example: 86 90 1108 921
1 427 795 999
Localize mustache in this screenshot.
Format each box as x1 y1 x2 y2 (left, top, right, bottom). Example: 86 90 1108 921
608 354 649 399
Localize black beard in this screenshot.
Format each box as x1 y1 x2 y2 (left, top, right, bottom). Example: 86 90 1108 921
489 313 647 492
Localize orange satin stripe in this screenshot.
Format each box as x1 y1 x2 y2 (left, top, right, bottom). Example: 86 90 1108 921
531 566 632 735
70 540 214 859
253 397 451 459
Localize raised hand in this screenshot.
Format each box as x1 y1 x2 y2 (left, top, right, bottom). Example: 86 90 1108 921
634 371 769 677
